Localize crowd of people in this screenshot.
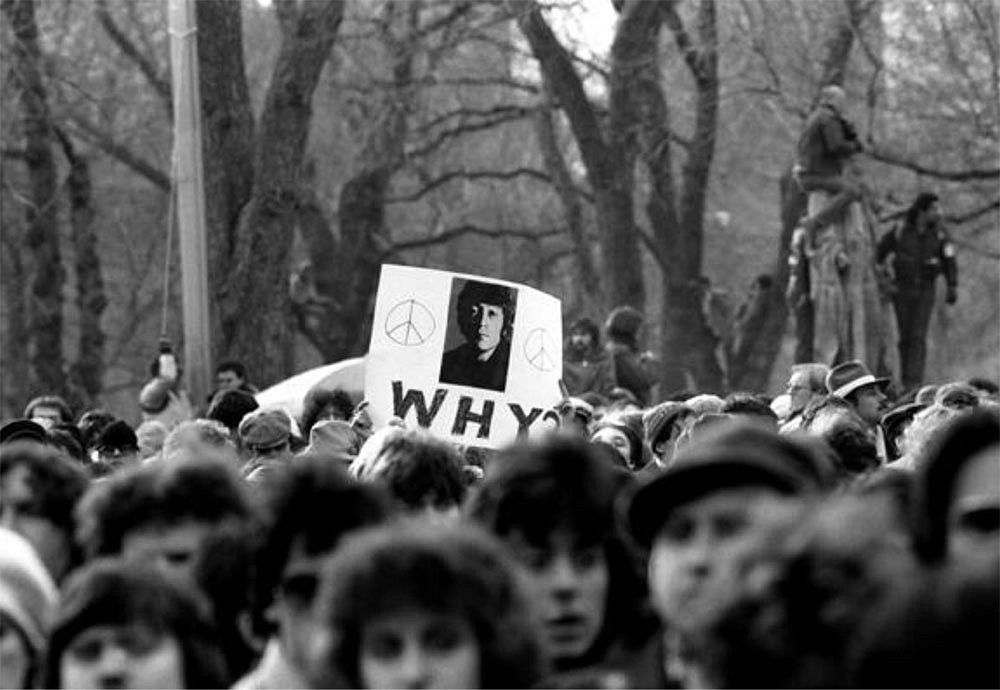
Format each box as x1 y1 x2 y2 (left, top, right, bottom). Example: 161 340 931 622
0 310 997 690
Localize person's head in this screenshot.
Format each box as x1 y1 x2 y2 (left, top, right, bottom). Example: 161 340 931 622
589 412 646 471
567 317 599 354
0 527 59 689
350 426 407 481
935 381 981 410
826 361 890 426
300 388 355 436
822 422 880 477
75 456 252 579
213 361 247 392
899 403 962 465
673 412 735 457
255 454 390 675
304 419 360 464
455 281 515 354
721 393 779 431
785 363 830 416
0 441 88 583
915 383 939 406
880 402 926 461
23 396 73 431
160 419 236 465
627 424 825 628
134 421 169 461
912 408 1000 565
906 191 941 227
819 83 847 112
365 429 467 517
93 421 140 473
466 437 644 670
48 424 86 466
76 410 116 453
800 394 865 436
307 521 545 689
45 559 228 689
603 306 643 349
204 389 258 437
237 408 292 458
642 402 694 467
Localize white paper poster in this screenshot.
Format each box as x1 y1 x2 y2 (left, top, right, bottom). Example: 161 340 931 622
365 265 563 448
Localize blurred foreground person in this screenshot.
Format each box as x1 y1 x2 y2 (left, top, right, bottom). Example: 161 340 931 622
306 522 545 689
0 441 88 583
627 424 827 687
44 559 228 689
467 437 657 685
236 455 389 690
0 527 59 689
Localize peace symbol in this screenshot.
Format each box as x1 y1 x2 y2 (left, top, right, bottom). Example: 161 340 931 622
385 299 436 346
523 328 556 372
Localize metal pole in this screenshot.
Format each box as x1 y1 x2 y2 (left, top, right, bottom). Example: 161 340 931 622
168 0 212 407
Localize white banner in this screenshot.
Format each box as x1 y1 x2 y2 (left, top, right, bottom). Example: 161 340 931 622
365 265 563 448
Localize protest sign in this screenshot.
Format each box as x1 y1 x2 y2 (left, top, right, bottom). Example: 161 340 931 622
366 265 562 448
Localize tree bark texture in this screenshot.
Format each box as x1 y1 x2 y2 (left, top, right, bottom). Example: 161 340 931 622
3 0 66 396
57 129 107 405
216 0 345 384
515 1 645 311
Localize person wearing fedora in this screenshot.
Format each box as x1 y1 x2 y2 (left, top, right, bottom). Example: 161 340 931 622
826 360 891 462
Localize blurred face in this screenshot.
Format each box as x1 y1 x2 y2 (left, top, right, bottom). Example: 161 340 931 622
272 539 330 676
786 372 814 415
60 625 183 690
215 369 242 391
0 465 73 581
29 405 63 430
648 487 785 625
121 522 212 579
359 608 480 690
0 615 32 690
590 428 632 466
947 446 1000 562
468 303 504 355
853 385 886 424
924 200 942 224
507 528 608 665
569 331 592 352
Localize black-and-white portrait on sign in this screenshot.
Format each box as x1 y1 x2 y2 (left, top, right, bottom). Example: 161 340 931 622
439 279 518 392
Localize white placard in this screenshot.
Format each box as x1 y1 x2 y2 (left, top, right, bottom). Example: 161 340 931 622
365 265 563 448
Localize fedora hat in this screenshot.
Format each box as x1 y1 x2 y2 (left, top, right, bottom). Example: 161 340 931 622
826 360 890 398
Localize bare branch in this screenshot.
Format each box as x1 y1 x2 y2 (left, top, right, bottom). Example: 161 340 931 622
65 114 170 191
866 146 999 181
388 166 582 204
95 0 171 115
383 223 563 256
406 108 533 159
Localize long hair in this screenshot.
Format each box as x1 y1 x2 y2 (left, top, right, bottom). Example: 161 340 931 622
904 192 939 230
311 522 546 689
45 559 229 688
455 281 516 344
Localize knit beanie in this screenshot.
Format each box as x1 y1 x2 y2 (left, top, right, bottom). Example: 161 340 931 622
643 402 692 448
0 527 59 655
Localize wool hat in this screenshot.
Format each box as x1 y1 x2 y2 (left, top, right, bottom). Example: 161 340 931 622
238 408 291 451
0 527 59 655
642 402 692 448
95 420 138 453
826 360 890 398
0 419 47 445
305 420 359 462
604 306 644 340
627 425 820 548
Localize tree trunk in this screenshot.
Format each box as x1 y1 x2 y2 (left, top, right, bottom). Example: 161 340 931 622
3 0 66 396
218 0 345 385
56 129 107 406
514 1 644 311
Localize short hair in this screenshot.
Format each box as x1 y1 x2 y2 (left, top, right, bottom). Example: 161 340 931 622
935 382 981 410
48 424 86 465
301 388 355 436
206 389 259 434
823 423 879 476
367 429 468 510
215 360 247 379
23 396 73 424
0 441 89 535
76 409 116 451
44 559 229 688
76 456 252 559
800 395 861 432
465 437 649 657
160 419 235 462
791 363 830 393
455 280 516 343
254 454 390 636
311 522 546 689
722 394 779 427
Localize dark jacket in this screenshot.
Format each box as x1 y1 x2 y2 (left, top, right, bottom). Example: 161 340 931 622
440 340 511 392
796 104 862 177
877 218 958 290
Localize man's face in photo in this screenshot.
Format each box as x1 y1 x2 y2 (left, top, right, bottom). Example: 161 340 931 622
470 302 504 353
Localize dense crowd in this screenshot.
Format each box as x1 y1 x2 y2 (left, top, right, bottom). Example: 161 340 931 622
0 312 997 690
